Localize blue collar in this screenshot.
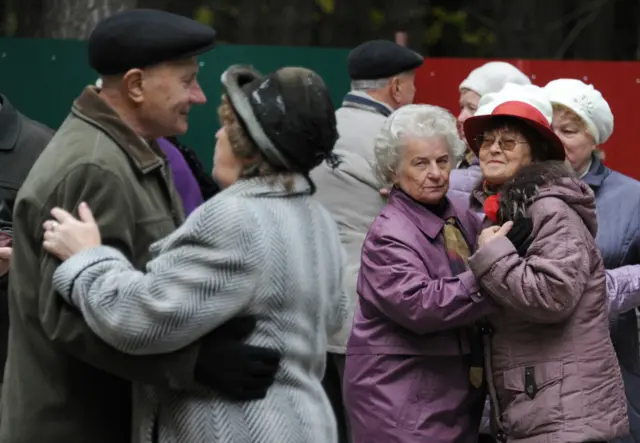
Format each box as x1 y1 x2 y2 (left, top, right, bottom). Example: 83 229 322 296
581 155 609 189
342 93 392 117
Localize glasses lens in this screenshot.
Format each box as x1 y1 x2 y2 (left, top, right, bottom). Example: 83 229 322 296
501 139 517 150
479 135 495 149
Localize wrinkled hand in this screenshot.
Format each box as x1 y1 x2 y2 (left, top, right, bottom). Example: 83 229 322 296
195 316 282 401
505 218 534 257
42 202 102 261
0 247 12 277
478 221 513 248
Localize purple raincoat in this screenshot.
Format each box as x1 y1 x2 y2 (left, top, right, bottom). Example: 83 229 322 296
344 188 495 443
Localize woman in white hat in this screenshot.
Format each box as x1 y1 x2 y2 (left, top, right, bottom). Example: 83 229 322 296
546 78 640 443
449 62 532 205
463 83 628 442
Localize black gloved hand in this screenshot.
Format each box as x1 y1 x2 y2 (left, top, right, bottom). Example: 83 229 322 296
505 218 533 257
194 316 281 401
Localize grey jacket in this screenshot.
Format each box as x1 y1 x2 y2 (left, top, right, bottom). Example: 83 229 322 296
311 91 390 353
53 175 348 443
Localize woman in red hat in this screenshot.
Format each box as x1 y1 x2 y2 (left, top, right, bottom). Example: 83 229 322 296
462 84 628 442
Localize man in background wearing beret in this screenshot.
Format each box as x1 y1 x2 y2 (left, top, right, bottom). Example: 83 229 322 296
1 9 280 443
311 39 423 443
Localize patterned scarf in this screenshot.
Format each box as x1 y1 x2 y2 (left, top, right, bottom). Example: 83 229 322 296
442 217 484 388
443 217 471 276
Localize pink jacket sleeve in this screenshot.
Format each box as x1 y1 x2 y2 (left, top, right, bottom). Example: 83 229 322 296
357 232 495 335
468 198 590 323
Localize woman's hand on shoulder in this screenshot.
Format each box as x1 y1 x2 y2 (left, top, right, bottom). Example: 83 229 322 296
42 202 102 261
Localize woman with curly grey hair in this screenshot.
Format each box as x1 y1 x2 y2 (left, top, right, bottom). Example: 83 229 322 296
344 104 493 442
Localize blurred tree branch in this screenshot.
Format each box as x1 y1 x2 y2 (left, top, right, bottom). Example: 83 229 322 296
554 0 611 58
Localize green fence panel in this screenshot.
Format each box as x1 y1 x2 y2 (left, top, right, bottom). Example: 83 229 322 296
0 38 351 170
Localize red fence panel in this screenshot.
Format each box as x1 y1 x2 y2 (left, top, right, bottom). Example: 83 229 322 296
414 58 640 180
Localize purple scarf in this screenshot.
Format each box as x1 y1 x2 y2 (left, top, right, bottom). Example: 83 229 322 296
157 137 204 216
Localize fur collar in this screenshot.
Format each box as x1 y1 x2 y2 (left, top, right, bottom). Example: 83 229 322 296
498 161 576 223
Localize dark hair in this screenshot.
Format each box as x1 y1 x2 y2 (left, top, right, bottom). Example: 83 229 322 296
481 116 551 162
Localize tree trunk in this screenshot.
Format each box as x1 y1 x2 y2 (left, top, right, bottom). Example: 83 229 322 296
562 0 615 60
316 0 375 48
41 0 137 39
15 0 45 37
234 0 262 44
492 0 563 58
235 0 315 46
383 0 428 53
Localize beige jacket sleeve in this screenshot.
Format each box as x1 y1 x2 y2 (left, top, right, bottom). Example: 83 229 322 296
311 151 385 352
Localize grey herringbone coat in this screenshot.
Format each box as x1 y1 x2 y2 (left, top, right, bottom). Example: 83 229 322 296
52 175 348 443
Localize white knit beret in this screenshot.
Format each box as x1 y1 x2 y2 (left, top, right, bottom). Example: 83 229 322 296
459 61 531 97
544 78 613 145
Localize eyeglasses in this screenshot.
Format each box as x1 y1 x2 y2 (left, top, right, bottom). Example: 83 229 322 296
476 134 529 151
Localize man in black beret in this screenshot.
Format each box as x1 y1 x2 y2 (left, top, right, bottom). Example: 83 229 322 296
311 39 423 443
346 39 423 113
1 9 280 443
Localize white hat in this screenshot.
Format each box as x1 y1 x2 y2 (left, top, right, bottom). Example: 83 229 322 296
459 62 532 97
463 83 564 161
544 78 613 145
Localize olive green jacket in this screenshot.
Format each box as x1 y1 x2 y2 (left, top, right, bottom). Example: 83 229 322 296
0 87 200 442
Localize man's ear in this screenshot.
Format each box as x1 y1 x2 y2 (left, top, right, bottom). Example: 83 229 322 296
390 76 402 102
122 69 145 104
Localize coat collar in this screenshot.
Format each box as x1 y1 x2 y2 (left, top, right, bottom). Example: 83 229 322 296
581 154 609 190
341 91 393 117
388 187 460 240
71 86 164 173
0 95 21 152
222 174 312 199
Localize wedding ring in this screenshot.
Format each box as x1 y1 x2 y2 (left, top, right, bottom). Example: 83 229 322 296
51 221 58 231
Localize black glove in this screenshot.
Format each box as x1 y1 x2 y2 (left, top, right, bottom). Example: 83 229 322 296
194 316 282 401
505 217 533 257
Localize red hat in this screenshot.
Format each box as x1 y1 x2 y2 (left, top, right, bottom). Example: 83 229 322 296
463 84 565 161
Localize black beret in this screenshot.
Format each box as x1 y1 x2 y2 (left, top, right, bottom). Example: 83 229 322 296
348 39 424 80
88 9 216 75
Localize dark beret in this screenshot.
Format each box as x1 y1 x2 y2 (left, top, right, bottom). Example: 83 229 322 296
348 39 424 80
88 9 216 75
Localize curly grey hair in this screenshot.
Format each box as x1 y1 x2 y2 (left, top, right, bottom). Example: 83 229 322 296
373 104 466 186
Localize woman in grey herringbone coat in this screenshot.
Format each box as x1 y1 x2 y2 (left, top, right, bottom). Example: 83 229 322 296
41 66 348 443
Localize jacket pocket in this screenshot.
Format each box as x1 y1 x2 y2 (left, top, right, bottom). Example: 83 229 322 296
501 361 564 438
394 368 426 431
